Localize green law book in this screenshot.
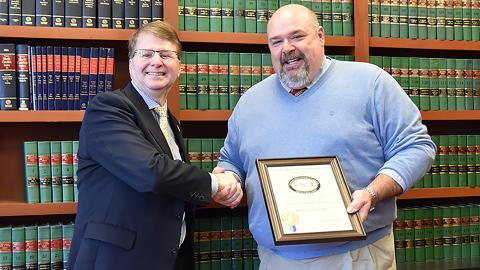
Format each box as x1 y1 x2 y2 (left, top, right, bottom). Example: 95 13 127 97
222 0 234 32
399 0 409 38
50 224 63 270
433 207 444 259
437 0 447 40
253 240 260 270
50 141 62 202
443 206 454 260
404 208 415 262
231 216 243 270
438 58 448 110
197 52 209 110
409 57 421 108
188 138 202 169
345 55 355 62
218 52 229 109
240 52 252 96
449 135 459 187
462 0 472 40
368 0 373 35
73 141 79 202
24 141 40 203
242 216 253 270
256 0 268 33
453 0 463 40
332 0 343 36
201 139 213 172
37 224 51 270
251 53 262 86
193 220 199 265
431 135 440 187
62 223 74 269
198 218 211 270
178 0 185 31
234 0 246 32
213 138 223 168
210 0 222 32
427 0 437 39
439 135 450 187
371 0 381 37
208 52 220 110
12 226 25 269
467 135 477 186
465 59 474 110
430 58 440 110
460 205 471 258
220 216 232 270
419 57 431 110
322 0 333 36
25 225 38 270
452 206 462 259
180 51 187 110
245 0 256 33
394 209 406 263
261 53 273 80
391 57 402 89
268 0 279 21
408 0 419 38
197 0 210 31
210 217 221 270
186 52 198 110
417 0 428 39
382 56 392 77
184 0 198 31
391 0 400 38
229 52 241 110
470 204 480 257
447 58 457 110
424 207 434 261
472 0 479 40
445 0 454 40
279 0 290 7
38 141 52 203
477 135 480 186
300 0 312 9
455 58 466 110
474 59 480 109
0 226 12 269
380 0 391 37
458 135 467 186
61 141 74 202
342 0 353 36
414 207 426 262
400 57 410 95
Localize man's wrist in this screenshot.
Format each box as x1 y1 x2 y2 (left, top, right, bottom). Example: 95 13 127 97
362 186 378 211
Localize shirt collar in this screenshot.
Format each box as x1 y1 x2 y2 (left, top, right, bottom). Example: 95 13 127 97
131 81 167 110
280 56 331 93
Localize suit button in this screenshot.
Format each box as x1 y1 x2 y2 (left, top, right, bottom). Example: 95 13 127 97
176 214 182 220
172 249 177 255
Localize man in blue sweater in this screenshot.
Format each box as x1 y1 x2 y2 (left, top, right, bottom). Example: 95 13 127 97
216 4 436 269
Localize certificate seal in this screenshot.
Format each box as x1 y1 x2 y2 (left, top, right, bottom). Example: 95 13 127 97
281 211 300 232
288 176 320 193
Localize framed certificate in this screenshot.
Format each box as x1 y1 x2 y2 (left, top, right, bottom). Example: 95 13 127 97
256 156 366 245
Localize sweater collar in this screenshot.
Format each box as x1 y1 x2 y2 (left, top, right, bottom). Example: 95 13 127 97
280 56 332 93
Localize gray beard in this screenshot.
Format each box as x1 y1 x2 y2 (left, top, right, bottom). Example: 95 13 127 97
279 63 310 89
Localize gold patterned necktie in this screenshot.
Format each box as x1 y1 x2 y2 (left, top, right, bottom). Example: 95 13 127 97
154 106 175 152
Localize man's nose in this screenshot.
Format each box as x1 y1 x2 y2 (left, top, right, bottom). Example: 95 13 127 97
282 39 295 52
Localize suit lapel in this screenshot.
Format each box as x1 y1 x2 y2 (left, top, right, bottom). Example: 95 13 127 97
122 83 173 159
167 111 189 163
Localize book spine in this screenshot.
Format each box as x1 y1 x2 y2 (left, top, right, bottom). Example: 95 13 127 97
36 0 52 26
9 0 22 25
16 44 30 110
218 52 229 109
437 0 447 40
455 58 466 110
41 46 48 109
371 0 381 36
210 217 221 269
138 0 151 26
124 0 138 29
409 57 421 108
427 0 437 39
0 226 12 268
380 0 391 37
342 0 353 36
234 0 246 32
80 47 90 110
419 57 430 110
408 0 419 38
414 207 426 261
447 58 457 109
429 58 440 110
251 52 262 86
184 0 197 30
417 0 428 39
37 224 50 269
104 48 115 92
38 141 52 203
112 0 125 28
72 141 79 201
462 0 472 40
0 43 17 110
439 135 450 187
239 52 252 97
88 47 99 105
268 0 279 22
97 0 112 28
52 0 64 27
198 218 211 269
458 135 468 187
178 0 185 30
208 52 220 110
465 59 474 109
151 0 163 22
470 204 480 257
228 52 240 110
62 224 74 270
46 46 55 110
431 135 441 187
25 226 38 270
474 59 480 109
449 135 459 187
29 46 37 110
453 0 463 40
96 48 107 93
61 141 74 202
472 0 480 41
67 47 76 110
332 0 343 36
21 0 35 26
179 51 186 110
231 216 243 269
198 0 210 31
197 52 209 110
245 0 256 33
65 0 81 27
438 58 448 110
424 207 434 261
53 46 62 110
82 0 97 28
452 206 462 259
467 135 477 186
433 207 444 259
395 209 406 262
186 51 198 109
188 138 202 168
50 140 63 202
221 0 234 32
322 0 333 35
256 0 268 33
461 205 471 258
445 0 454 40
261 53 273 79
12 226 25 269
50 224 63 270
201 138 213 172
220 216 232 269
24 141 40 203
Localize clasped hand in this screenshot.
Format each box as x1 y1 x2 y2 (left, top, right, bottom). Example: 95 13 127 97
212 167 243 209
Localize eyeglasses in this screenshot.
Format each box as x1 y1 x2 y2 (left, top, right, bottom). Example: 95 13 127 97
133 49 178 61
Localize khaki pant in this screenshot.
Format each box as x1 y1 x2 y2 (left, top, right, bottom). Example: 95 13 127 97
258 232 396 270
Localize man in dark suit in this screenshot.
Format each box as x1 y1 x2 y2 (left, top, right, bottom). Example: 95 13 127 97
68 21 242 270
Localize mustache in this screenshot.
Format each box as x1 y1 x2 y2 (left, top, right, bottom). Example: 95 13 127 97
281 51 304 63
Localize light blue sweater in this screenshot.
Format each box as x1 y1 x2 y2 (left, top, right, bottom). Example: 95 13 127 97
218 59 436 259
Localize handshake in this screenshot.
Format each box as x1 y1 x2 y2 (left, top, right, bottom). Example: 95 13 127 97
212 167 243 209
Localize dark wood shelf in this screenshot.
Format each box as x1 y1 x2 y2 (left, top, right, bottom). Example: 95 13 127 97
421 110 480 120
399 187 480 200
370 37 480 51
0 25 135 40
0 111 84 122
179 110 232 121
0 202 77 217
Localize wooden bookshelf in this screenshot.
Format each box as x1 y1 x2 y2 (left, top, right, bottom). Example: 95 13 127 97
180 110 232 121
370 37 480 51
421 110 480 121
0 111 84 122
399 187 480 200
0 202 77 217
